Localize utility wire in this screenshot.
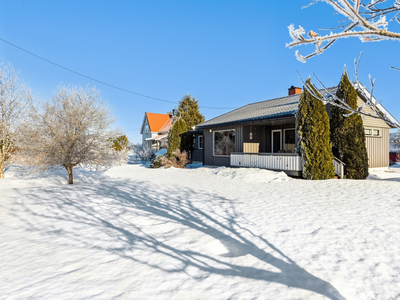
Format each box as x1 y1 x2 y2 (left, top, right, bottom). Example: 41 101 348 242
0 37 235 110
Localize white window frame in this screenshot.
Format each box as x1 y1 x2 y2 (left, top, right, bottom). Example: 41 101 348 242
198 135 203 149
213 129 235 157
365 128 381 137
283 128 296 151
271 130 282 153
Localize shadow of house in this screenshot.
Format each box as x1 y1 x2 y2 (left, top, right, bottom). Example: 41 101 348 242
12 179 345 300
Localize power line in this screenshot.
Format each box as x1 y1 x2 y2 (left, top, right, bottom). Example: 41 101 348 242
0 37 235 110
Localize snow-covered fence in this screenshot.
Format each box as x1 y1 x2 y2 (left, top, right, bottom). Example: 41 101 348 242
230 153 302 172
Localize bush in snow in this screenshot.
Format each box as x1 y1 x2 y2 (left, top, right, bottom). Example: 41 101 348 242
110 135 129 166
150 155 164 168
296 79 335 180
331 72 369 179
161 149 188 168
133 143 155 161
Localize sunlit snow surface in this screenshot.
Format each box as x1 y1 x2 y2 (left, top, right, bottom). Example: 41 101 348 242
1 164 400 299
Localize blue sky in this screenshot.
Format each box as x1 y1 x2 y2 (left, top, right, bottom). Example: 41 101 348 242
1 0 399 143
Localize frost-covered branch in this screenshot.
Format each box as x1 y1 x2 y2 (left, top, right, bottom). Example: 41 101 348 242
287 0 400 62
297 57 400 129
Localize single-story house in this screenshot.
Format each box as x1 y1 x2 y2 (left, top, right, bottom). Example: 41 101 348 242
195 86 399 177
140 112 173 151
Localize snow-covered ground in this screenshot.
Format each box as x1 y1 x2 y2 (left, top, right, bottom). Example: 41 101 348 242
1 164 400 300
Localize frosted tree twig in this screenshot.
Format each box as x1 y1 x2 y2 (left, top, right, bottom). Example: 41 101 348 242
287 0 400 62
296 60 400 129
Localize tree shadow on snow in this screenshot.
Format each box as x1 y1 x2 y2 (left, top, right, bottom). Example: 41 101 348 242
11 179 345 300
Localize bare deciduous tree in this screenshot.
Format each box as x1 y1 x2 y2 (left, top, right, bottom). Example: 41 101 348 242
18 86 120 184
0 64 31 178
287 1 400 129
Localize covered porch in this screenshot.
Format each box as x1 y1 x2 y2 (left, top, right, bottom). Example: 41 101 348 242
230 152 302 176
233 119 301 176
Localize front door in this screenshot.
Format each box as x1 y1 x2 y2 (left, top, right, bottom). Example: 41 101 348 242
272 130 282 153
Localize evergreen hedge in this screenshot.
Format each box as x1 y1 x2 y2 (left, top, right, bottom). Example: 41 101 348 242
331 72 369 179
167 118 187 157
296 79 335 180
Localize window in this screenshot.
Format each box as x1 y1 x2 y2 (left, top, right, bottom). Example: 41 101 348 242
145 125 150 134
198 136 204 149
284 129 295 152
214 130 235 156
365 128 380 137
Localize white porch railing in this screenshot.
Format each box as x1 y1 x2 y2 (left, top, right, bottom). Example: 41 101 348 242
230 153 302 171
333 157 345 179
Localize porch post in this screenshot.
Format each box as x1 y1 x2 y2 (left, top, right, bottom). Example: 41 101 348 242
294 115 299 147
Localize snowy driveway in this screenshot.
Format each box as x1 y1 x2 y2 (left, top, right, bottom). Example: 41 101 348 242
1 165 400 299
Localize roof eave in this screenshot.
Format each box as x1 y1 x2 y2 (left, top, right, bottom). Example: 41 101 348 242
197 113 296 129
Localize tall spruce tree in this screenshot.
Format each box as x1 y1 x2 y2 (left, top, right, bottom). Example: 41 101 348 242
296 79 335 180
176 95 205 130
167 118 187 157
330 72 369 179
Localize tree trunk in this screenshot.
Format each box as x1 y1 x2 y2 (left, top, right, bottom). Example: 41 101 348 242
0 164 4 179
67 165 73 184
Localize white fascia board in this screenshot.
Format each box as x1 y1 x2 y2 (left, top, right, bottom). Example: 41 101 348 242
354 82 400 128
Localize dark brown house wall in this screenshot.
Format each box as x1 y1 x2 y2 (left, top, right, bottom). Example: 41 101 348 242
243 125 266 152
204 125 243 167
264 122 296 152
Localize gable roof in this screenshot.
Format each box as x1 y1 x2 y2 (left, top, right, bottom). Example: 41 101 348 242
145 112 171 133
197 87 336 129
159 117 173 133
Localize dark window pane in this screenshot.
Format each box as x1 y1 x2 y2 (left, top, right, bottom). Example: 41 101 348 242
285 129 295 152
214 130 235 156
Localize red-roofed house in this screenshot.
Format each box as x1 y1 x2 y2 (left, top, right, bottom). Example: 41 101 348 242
140 112 173 150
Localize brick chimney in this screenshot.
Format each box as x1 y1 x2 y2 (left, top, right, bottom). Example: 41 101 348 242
288 86 302 96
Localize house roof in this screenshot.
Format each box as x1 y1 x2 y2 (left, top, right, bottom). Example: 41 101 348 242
145 134 168 141
158 117 173 133
146 113 171 132
197 86 399 129
197 87 336 128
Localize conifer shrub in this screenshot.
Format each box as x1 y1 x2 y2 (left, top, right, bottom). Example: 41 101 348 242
296 79 335 180
150 155 164 168
330 72 369 179
167 118 187 157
